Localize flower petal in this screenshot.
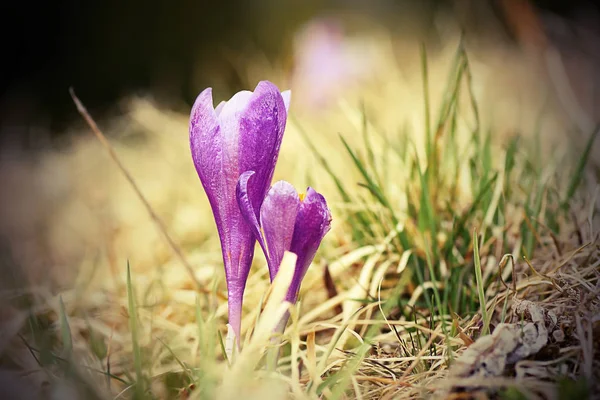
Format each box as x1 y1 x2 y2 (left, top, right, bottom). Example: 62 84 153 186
237 81 289 214
218 90 253 125
260 181 301 280
217 90 254 161
287 187 332 302
189 87 222 203
236 170 267 253
189 87 256 342
214 100 226 116
190 88 254 278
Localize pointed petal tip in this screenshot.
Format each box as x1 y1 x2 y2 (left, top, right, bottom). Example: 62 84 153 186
305 187 329 207
254 81 290 111
191 87 214 114
304 187 332 231
238 170 256 182
236 171 258 215
255 80 279 91
189 87 220 165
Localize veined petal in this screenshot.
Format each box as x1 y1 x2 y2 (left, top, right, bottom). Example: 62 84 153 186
190 88 253 280
189 87 256 342
236 171 267 254
237 81 289 213
260 181 301 280
217 90 254 167
218 90 253 135
189 87 222 205
287 187 332 302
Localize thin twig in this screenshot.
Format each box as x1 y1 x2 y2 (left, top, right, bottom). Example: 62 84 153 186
69 88 210 295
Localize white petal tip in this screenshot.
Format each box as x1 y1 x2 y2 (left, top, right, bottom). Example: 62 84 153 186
214 100 226 116
281 90 292 113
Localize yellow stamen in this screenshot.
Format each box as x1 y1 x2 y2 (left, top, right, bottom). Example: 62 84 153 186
299 192 306 202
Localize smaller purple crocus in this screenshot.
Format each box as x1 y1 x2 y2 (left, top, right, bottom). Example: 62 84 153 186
189 81 290 346
237 172 332 322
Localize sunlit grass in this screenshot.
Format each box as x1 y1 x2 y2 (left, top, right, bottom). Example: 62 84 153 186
1 35 598 399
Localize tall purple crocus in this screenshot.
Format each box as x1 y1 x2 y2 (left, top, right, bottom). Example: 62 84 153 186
189 81 290 344
237 173 332 312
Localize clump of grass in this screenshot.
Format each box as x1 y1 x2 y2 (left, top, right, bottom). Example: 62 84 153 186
0 37 597 400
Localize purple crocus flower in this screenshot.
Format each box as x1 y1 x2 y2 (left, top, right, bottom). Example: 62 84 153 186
189 81 290 344
237 173 332 307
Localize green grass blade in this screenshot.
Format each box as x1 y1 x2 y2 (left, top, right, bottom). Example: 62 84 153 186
411 145 438 263
157 337 195 383
294 118 353 205
433 43 466 138
359 101 381 186
523 181 546 258
85 317 107 360
422 237 447 337
126 261 145 399
294 117 374 240
195 295 216 363
473 229 489 335
443 173 498 258
339 134 392 213
217 329 229 366
463 49 481 134
58 296 73 359
562 125 600 209
504 136 520 199
420 42 432 158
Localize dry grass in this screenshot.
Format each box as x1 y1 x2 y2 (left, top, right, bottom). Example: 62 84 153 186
0 31 598 400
